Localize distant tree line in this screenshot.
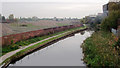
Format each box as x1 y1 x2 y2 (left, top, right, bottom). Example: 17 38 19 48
0 14 81 23
0 14 18 23
0 14 49 23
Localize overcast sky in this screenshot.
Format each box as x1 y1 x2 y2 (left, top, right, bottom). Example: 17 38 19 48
1 0 109 18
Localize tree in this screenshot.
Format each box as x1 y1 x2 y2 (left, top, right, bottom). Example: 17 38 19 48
9 14 14 20
9 14 14 22
109 2 120 11
108 10 120 29
101 2 120 31
101 10 120 31
2 16 6 22
101 17 110 31
32 16 38 21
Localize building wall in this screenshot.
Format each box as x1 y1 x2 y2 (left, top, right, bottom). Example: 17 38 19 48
103 4 109 17
103 4 108 12
0 24 83 47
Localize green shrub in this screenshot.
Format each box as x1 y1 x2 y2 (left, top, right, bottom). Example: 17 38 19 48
10 44 19 49
82 31 120 67
11 40 14 44
101 17 110 31
2 45 19 56
101 10 120 31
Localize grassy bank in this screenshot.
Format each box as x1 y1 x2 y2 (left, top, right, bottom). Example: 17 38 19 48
82 31 120 67
1 26 86 56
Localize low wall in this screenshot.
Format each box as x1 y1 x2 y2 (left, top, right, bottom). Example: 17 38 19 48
0 24 83 46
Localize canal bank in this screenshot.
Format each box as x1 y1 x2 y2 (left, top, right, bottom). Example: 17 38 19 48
81 31 120 67
8 30 93 67
1 27 88 68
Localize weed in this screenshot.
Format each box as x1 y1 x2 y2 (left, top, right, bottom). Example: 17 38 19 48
82 31 120 67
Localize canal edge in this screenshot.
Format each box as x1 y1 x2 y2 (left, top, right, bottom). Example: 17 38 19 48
1 28 88 68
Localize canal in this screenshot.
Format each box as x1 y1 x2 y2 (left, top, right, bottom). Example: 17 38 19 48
8 30 93 67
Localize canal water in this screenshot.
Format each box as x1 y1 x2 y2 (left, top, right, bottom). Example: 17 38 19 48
9 30 93 66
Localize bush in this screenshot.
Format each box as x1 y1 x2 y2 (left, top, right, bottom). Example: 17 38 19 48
101 17 110 31
101 10 120 31
11 44 19 49
82 31 120 67
101 2 120 31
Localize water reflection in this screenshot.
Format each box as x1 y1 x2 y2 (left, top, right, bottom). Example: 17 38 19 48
9 31 93 66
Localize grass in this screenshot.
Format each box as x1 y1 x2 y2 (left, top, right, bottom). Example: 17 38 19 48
13 32 66 57
0 26 86 66
10 23 36 28
82 31 120 67
56 23 68 26
1 26 86 57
